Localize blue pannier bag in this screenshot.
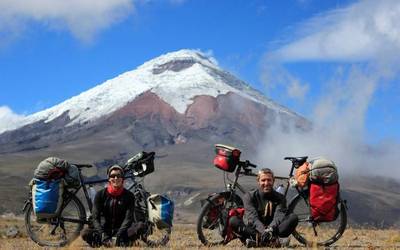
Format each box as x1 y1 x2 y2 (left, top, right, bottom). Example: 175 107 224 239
147 194 174 229
31 178 64 219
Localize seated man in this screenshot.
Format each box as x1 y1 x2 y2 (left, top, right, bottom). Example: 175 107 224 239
229 168 298 247
81 165 146 247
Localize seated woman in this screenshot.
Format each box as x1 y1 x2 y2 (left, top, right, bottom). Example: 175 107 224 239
81 165 146 247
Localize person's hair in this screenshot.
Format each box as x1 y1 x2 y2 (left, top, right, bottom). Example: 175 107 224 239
257 168 274 181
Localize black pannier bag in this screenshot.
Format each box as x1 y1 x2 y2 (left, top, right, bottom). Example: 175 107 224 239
127 151 155 177
213 144 241 172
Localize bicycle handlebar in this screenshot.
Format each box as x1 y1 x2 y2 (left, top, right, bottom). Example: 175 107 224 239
239 160 257 169
73 164 93 169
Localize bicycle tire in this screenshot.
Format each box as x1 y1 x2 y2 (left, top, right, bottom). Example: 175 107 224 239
142 224 171 246
196 192 243 246
25 193 86 247
288 194 347 247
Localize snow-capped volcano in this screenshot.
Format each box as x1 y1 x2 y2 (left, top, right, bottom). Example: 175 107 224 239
2 49 294 134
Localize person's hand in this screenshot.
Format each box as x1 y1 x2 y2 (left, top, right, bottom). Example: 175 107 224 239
91 231 102 248
101 233 112 248
116 230 131 247
261 227 274 244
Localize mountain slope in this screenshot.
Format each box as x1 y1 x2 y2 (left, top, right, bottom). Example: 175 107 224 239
0 49 296 135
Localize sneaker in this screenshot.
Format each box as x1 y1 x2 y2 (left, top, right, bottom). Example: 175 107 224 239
245 238 257 248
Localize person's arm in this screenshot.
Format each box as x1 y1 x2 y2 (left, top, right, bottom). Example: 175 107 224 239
243 191 265 234
91 190 104 234
116 192 135 235
269 193 287 231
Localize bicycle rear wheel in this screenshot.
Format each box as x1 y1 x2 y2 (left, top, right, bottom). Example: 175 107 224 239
25 194 86 247
196 192 243 246
288 194 347 246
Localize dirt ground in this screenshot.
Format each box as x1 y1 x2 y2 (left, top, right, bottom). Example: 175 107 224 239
1 217 399 250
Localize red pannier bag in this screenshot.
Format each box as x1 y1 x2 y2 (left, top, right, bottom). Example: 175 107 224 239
213 144 241 172
224 208 245 243
309 182 339 222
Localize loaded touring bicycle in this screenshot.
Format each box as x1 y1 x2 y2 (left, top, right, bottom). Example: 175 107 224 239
23 152 174 247
197 144 347 247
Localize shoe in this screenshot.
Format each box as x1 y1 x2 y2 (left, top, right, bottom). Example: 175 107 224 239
245 238 257 248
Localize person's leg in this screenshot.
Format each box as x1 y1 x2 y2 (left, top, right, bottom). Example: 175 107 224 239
229 216 258 244
127 221 147 241
277 213 299 237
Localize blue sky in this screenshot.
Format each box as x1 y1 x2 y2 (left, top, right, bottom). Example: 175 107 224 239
0 0 399 143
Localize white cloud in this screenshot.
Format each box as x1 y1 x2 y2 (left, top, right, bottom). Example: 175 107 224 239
257 0 400 179
0 0 134 43
273 0 400 62
257 64 400 179
260 63 309 100
0 106 25 134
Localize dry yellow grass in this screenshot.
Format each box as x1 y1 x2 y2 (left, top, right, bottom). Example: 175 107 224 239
1 218 400 250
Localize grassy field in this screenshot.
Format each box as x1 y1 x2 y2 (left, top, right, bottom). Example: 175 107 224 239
1 217 400 250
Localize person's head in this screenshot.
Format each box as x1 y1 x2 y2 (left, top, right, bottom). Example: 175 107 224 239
257 168 275 193
107 165 124 189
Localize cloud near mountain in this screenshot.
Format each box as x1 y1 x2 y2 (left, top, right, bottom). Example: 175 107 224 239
0 106 25 134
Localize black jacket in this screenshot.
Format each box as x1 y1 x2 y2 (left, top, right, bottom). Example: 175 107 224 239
243 188 287 234
92 188 135 237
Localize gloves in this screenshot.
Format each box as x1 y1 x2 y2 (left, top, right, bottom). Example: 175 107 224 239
261 227 274 244
116 230 131 247
91 231 102 248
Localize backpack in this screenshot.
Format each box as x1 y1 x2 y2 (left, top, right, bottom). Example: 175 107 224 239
31 178 64 220
147 194 174 229
308 157 340 222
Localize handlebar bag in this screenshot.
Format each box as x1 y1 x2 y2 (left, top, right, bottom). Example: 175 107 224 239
213 144 241 172
31 178 64 220
127 152 155 177
147 194 174 229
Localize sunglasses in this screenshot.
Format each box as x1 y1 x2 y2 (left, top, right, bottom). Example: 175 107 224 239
109 174 123 179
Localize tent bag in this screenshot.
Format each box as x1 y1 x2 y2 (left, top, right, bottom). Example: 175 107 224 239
31 178 64 219
147 194 174 229
213 144 241 172
309 182 339 222
309 157 338 184
34 157 70 180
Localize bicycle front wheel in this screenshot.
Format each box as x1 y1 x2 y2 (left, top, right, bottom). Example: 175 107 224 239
25 194 86 247
288 194 347 247
196 192 243 246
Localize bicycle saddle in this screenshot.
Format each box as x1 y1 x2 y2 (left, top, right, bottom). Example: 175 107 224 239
284 156 308 167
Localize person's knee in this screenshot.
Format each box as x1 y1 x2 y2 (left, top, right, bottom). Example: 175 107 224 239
288 213 299 227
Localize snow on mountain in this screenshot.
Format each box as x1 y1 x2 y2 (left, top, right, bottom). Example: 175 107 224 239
1 49 295 134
